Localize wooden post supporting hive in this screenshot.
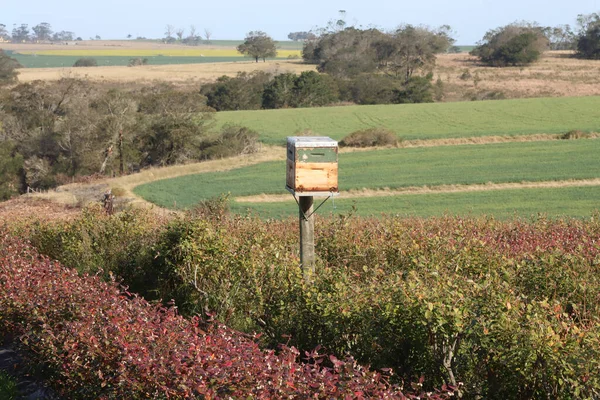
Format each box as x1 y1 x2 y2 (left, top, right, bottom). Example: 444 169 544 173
286 137 338 282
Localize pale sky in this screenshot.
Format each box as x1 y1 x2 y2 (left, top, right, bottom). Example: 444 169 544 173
1 0 599 44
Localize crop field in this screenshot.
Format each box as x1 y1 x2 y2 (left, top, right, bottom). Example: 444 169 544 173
230 185 600 219
133 138 600 218
215 96 600 145
10 54 250 68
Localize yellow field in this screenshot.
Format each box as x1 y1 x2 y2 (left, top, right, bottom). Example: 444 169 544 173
16 60 317 83
14 48 302 58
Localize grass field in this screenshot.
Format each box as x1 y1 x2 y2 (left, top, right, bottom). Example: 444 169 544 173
133 138 600 211
8 51 300 69
215 96 600 145
230 185 600 219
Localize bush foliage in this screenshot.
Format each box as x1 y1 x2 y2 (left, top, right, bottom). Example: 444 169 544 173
340 127 399 147
73 57 98 67
0 228 453 399
17 208 600 399
471 23 549 66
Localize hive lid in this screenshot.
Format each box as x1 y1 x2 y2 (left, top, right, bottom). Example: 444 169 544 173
287 136 338 148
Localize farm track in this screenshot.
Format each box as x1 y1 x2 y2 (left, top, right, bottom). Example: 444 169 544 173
235 178 600 203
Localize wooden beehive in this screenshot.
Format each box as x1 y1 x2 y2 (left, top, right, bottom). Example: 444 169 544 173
286 136 338 196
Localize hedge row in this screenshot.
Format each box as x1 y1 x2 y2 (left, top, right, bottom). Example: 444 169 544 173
15 206 600 398
0 229 452 399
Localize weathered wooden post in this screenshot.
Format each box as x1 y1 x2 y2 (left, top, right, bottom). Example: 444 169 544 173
286 137 338 282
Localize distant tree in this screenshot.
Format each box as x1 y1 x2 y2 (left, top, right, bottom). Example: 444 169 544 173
0 141 24 200
471 22 549 66
185 25 201 45
52 31 75 42
287 31 316 41
305 28 385 78
176 28 185 41
73 58 98 67
381 24 455 82
202 71 271 110
293 71 339 107
237 31 277 62
11 24 30 42
95 35 101 40
204 28 212 44
576 12 600 59
262 73 297 109
544 24 576 50
0 50 22 84
32 22 53 42
0 24 10 41
127 34 132 39
164 25 175 43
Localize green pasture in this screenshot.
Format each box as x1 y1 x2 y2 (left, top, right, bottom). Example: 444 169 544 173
134 138 600 213
231 185 600 219
8 53 290 68
215 96 600 145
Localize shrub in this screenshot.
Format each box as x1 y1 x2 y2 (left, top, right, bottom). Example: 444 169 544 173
0 230 453 399
0 371 18 400
15 212 600 399
561 129 590 139
577 13 600 60
72 57 98 67
200 124 260 160
340 127 399 147
127 57 148 66
0 50 22 85
471 23 548 66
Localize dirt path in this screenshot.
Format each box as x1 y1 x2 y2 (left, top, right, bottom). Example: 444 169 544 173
236 178 600 203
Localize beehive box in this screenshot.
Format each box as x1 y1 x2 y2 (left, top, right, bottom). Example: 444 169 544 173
286 136 338 196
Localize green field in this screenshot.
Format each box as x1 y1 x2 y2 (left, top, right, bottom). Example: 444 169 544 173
230 185 600 219
134 139 600 211
215 96 600 145
8 52 293 68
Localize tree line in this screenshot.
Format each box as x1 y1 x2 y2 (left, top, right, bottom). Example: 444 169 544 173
0 80 260 199
0 22 80 42
471 13 600 66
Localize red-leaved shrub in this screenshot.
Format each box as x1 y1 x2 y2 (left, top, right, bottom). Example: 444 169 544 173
0 230 453 399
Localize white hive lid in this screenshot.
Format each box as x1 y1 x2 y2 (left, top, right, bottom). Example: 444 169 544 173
287 136 338 148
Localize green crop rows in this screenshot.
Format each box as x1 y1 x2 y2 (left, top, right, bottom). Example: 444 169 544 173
215 96 600 145
231 185 600 219
134 138 600 216
8 53 292 68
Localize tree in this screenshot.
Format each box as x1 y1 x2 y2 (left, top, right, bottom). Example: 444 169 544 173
288 31 316 41
12 24 30 42
305 28 385 78
92 90 138 174
237 31 277 62
0 24 10 41
576 12 600 59
52 31 75 42
204 28 212 44
0 50 22 85
544 25 576 50
0 141 24 200
381 24 455 82
202 71 271 111
262 73 297 109
471 22 549 66
164 25 175 43
32 22 53 42
176 28 185 41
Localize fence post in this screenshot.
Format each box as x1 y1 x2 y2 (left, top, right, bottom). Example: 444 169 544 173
299 195 315 282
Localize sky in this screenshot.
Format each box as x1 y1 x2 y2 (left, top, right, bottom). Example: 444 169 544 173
1 0 599 44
